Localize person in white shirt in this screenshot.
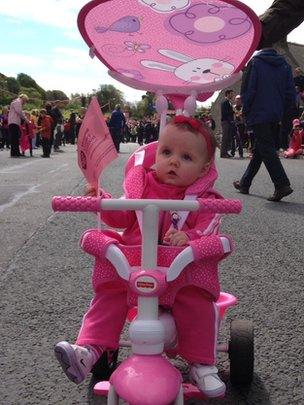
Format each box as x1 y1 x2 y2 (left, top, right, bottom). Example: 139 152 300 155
8 94 29 157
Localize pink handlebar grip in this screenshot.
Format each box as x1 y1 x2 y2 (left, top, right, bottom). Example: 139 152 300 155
52 196 101 212
198 199 242 214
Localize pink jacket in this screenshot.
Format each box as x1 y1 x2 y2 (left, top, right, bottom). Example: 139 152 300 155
101 142 222 245
81 143 230 304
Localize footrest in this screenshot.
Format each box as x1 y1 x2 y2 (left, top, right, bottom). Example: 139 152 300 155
94 381 205 399
182 383 205 400
94 381 224 400
94 381 110 396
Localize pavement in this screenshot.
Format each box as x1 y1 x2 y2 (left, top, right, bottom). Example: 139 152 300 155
0 144 303 405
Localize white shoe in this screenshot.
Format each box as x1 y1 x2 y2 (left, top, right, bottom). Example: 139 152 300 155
54 342 97 384
189 364 226 398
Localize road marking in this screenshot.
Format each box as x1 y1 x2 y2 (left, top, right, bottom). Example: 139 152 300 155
0 160 42 174
48 163 68 174
0 185 40 214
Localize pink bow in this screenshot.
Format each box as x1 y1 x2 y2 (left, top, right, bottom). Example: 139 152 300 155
173 115 213 160
173 115 201 130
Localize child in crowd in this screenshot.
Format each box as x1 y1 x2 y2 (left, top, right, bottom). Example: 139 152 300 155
30 110 39 150
284 118 303 158
20 112 36 157
39 109 53 158
55 116 227 398
63 120 71 145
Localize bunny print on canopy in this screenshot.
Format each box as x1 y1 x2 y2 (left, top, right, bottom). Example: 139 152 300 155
141 49 235 85
78 0 261 100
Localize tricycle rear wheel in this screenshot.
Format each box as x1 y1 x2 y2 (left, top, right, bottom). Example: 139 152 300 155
229 319 254 386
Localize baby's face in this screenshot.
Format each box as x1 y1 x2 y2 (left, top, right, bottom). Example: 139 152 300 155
155 124 209 187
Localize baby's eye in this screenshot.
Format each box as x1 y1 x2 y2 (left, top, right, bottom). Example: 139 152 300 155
162 148 171 156
182 154 192 161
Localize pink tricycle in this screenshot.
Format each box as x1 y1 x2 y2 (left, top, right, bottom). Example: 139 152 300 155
52 195 254 404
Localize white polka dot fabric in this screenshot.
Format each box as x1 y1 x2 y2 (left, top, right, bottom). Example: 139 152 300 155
81 229 232 307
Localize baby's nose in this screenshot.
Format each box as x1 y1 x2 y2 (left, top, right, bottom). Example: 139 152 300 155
169 156 179 166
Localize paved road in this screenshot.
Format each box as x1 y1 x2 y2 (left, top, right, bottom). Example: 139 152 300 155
0 145 303 405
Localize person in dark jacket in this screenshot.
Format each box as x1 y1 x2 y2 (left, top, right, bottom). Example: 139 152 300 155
108 104 126 152
220 89 235 158
233 48 296 202
67 112 77 145
258 0 304 49
136 121 145 145
51 101 64 152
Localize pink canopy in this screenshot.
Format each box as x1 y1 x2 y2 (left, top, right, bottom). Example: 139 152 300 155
78 0 261 103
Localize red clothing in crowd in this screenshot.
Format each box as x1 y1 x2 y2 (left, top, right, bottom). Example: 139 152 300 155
40 115 53 139
20 121 36 153
289 128 304 151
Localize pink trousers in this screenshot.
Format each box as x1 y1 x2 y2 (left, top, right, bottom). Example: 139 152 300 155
284 148 303 158
77 282 218 364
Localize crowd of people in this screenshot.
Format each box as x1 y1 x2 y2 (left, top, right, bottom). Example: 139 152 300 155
0 96 86 158
106 104 160 152
106 104 216 153
1 65 304 165
220 65 304 161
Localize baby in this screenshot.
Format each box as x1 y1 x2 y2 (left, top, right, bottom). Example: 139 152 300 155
55 116 226 398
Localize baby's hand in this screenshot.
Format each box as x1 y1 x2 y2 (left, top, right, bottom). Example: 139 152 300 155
163 229 189 247
84 184 97 196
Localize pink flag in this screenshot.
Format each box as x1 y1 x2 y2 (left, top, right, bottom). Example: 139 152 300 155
77 97 118 189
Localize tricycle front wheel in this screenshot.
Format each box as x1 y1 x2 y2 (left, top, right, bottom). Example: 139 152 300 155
229 319 254 386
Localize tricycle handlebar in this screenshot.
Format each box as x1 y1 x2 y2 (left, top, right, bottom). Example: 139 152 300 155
52 196 242 214
197 198 242 214
52 196 102 212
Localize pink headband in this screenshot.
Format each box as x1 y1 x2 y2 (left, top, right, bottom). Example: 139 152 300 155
173 115 213 159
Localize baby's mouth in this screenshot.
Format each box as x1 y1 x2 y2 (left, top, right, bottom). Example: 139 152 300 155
168 170 177 176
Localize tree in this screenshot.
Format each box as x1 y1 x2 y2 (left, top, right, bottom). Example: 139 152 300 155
17 73 37 88
46 90 68 101
95 84 125 113
70 93 87 107
81 95 87 107
140 91 155 117
17 73 46 100
6 77 20 95
19 87 43 109
133 99 147 119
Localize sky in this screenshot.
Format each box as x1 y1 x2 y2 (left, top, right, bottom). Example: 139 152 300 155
0 0 303 104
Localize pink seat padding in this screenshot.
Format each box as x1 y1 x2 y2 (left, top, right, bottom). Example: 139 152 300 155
82 230 231 306
80 229 119 258
123 165 146 199
189 234 233 262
